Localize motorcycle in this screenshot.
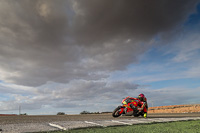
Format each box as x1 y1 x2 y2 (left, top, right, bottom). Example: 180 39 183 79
112 96 145 117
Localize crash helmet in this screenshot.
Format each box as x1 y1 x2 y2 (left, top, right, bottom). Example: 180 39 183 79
138 93 145 101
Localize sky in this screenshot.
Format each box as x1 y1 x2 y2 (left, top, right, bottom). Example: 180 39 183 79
0 0 200 115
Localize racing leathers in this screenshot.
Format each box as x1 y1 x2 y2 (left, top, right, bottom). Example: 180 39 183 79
129 96 148 118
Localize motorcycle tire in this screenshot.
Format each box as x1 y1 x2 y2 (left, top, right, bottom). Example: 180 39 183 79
112 107 122 117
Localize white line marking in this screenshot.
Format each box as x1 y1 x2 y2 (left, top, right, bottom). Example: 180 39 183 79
85 121 106 127
49 123 67 131
111 120 132 125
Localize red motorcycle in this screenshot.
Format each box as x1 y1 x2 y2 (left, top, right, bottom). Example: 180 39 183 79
112 96 145 117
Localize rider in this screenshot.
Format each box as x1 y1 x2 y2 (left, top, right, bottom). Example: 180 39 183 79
137 93 148 118
129 93 148 118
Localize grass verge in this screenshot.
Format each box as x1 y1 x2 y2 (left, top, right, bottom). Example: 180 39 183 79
37 120 200 133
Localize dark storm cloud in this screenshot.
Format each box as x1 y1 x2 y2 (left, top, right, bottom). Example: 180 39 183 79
0 0 199 86
72 0 199 44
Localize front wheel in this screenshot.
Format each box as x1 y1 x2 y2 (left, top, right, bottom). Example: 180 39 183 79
112 107 123 117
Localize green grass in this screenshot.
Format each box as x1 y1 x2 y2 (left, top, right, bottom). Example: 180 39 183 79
38 120 200 133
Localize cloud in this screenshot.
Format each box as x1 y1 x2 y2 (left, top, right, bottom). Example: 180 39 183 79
186 62 200 78
1 80 199 112
0 82 34 95
134 86 200 107
110 25 200 83
171 32 200 63
0 80 139 112
0 0 198 86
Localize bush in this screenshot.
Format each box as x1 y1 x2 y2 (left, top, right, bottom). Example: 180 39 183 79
57 112 65 115
20 113 27 115
80 111 90 114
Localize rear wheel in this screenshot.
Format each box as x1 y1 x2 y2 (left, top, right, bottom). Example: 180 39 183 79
112 107 123 117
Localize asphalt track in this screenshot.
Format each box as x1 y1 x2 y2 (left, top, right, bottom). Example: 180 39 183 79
1 113 200 124
0 113 200 133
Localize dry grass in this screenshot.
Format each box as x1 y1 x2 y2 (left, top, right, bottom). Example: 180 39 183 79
148 104 200 113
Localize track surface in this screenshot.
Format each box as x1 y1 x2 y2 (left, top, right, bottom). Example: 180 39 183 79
0 113 200 124
0 113 200 133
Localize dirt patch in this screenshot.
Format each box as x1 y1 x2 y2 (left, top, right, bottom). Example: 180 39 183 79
148 104 200 113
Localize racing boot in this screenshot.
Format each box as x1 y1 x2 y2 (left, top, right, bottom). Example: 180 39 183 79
144 112 147 118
